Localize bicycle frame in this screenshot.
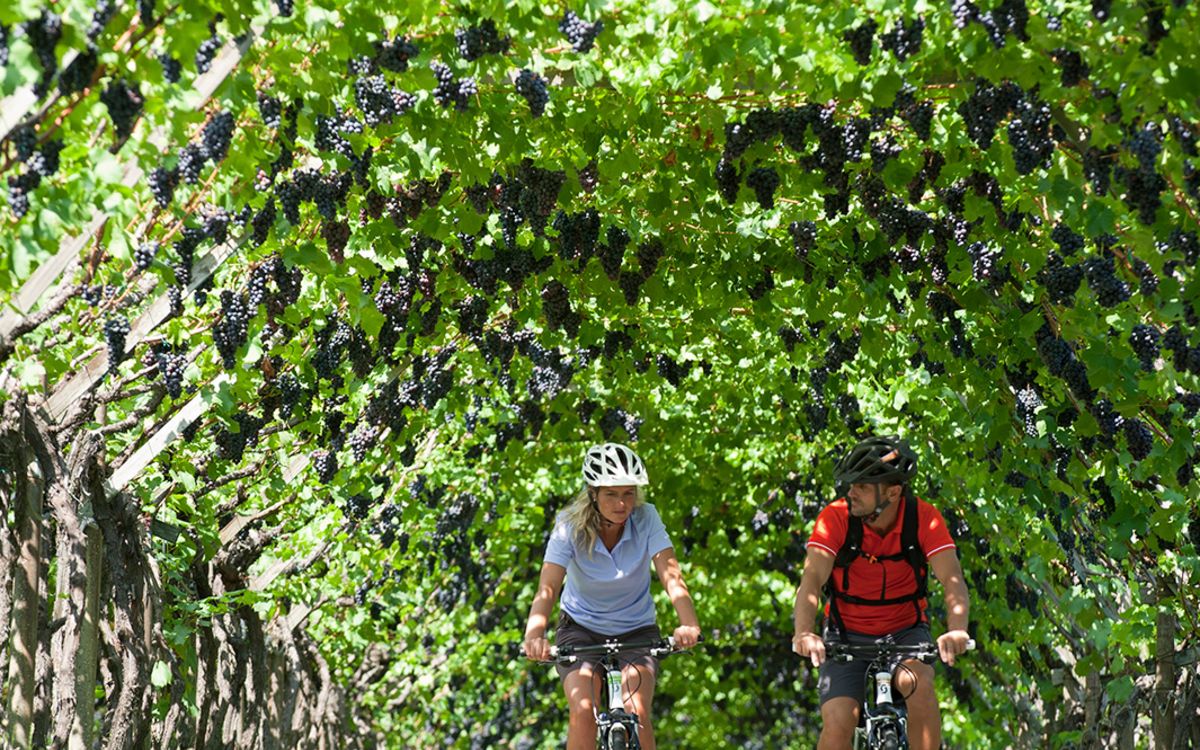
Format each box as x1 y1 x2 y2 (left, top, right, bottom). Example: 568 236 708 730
547 636 679 750
825 636 976 750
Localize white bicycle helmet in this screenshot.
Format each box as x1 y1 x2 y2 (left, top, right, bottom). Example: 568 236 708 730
582 443 649 487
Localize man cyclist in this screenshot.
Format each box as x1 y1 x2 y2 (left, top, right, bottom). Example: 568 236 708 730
523 442 701 750
792 435 971 750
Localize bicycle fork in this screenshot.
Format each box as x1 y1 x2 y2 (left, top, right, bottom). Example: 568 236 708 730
596 664 639 748
863 670 906 749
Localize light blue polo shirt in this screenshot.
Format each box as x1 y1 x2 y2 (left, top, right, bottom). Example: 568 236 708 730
544 503 674 636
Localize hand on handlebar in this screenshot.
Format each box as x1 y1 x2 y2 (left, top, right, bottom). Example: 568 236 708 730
523 634 550 662
673 625 701 649
937 629 972 666
793 632 826 668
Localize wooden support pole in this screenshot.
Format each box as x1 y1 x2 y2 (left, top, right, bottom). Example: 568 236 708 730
71 524 104 750
6 456 43 748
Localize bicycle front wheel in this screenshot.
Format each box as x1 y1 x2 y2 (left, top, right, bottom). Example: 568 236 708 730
877 723 901 750
606 722 629 750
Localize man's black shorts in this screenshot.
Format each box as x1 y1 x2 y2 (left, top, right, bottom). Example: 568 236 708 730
818 623 934 706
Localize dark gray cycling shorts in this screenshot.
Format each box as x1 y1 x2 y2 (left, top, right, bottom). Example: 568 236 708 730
818 623 934 707
553 612 662 682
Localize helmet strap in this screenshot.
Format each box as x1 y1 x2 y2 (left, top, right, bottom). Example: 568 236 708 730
590 490 625 529
870 483 892 519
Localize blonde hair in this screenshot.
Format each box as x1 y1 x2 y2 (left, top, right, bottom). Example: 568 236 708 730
561 484 647 559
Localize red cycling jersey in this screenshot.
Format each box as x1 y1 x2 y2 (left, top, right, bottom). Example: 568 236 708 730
807 496 956 635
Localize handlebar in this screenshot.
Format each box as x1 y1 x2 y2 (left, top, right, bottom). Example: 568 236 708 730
531 635 700 665
823 638 976 664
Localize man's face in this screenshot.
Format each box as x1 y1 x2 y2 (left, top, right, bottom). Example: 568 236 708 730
847 482 900 517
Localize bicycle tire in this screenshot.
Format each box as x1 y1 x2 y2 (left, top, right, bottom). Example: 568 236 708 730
877 723 901 750
606 722 629 750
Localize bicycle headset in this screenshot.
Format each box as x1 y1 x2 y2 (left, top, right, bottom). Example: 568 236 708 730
827 435 928 635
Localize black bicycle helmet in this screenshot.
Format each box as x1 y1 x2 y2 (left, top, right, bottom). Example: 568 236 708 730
833 435 918 494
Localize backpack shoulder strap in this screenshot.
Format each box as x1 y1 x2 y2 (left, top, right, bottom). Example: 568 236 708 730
900 493 928 585
834 513 863 569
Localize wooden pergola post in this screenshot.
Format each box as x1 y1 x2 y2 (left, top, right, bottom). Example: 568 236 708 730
6 455 43 747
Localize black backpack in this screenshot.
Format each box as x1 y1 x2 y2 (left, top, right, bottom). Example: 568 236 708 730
824 491 929 635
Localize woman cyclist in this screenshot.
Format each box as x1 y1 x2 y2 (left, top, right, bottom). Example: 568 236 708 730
523 442 701 750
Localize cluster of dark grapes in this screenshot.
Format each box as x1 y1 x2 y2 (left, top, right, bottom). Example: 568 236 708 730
1050 223 1084 256
515 69 549 117
553 208 600 264
1082 251 1132 307
1164 325 1200 376
59 45 98 96
578 159 599 194
430 61 477 111
137 0 155 25
1127 122 1163 173
456 19 510 61
540 281 581 337
1041 252 1083 304
100 80 145 141
212 290 251 370
1052 48 1089 87
777 325 805 353
195 23 223 74
201 110 235 162
789 219 817 261
655 353 692 387
598 225 630 280
957 78 1022 150
559 11 603 53
274 0 294 18
312 449 338 483
1171 116 1197 157
823 329 862 371
22 11 62 96
172 227 204 287
1014 385 1042 438
842 19 877 65
11 125 37 162
353 75 416 126
1129 324 1161 371
493 159 566 240
1035 324 1095 402
1113 163 1166 226
148 166 179 207
1082 145 1116 196
509 333 576 402
152 342 187 398
87 0 116 41
158 52 182 83
1007 92 1055 174
745 166 780 210
870 135 904 173
0 24 9 67
321 219 350 261
135 241 158 271
598 407 642 441
104 316 131 377
967 241 1006 283
714 156 740 204
375 33 418 72
257 92 283 129
879 16 924 61
1123 418 1154 460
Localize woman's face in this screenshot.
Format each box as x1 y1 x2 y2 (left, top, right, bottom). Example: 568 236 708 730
594 485 637 524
